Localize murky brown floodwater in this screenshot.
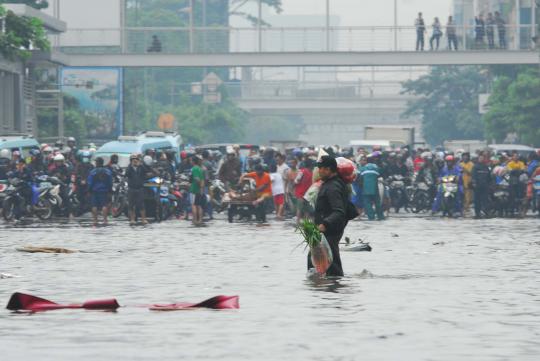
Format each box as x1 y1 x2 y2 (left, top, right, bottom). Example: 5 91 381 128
1 215 539 361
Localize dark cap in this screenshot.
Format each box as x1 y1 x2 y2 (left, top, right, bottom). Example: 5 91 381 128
254 164 264 172
317 156 338 171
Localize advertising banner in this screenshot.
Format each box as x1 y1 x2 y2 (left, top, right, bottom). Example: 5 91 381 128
61 67 123 140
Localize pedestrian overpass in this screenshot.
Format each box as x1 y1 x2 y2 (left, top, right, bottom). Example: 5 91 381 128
53 25 540 67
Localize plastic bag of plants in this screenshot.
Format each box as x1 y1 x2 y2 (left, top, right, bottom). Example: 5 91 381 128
296 219 333 275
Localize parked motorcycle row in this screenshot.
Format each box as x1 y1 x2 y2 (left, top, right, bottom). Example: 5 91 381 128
366 154 540 219
1 144 539 223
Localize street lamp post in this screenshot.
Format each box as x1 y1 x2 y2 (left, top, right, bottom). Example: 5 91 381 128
326 0 330 51
258 0 262 52
394 0 398 51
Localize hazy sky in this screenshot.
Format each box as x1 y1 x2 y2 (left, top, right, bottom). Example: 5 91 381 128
269 0 453 26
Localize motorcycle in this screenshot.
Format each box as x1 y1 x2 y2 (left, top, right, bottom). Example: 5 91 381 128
209 179 227 213
378 178 391 216
508 170 528 217
69 175 91 217
0 180 8 217
492 175 511 217
111 177 128 218
533 174 540 216
440 175 459 217
143 176 169 222
174 173 192 220
388 174 408 213
2 177 54 221
158 179 178 221
411 175 434 214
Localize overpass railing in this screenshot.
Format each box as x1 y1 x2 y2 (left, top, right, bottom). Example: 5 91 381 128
224 81 411 100
55 25 536 54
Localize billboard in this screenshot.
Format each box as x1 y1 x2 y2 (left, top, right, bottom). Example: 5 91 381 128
61 67 123 140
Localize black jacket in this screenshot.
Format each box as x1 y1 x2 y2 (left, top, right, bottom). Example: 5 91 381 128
315 176 349 236
125 164 153 190
472 163 491 188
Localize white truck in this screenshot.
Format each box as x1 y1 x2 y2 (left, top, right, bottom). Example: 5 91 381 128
358 125 416 148
443 140 488 154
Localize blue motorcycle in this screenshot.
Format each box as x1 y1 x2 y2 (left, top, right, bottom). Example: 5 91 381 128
143 176 175 222
2 177 54 221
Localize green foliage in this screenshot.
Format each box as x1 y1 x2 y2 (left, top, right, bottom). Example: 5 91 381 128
0 0 48 9
0 4 50 60
484 67 540 146
295 219 322 248
402 66 487 146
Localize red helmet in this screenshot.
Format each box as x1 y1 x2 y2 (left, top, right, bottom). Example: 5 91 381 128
445 155 455 162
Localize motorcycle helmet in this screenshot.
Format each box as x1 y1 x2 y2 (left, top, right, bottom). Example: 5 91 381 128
67 137 76 145
180 150 188 159
129 153 139 161
61 146 72 156
29 149 41 157
12 150 21 159
54 139 64 148
445 155 455 162
53 154 65 162
421 151 433 160
143 155 153 166
80 150 92 163
0 149 11 159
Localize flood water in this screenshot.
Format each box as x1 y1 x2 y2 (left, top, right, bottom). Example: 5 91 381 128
1 215 539 360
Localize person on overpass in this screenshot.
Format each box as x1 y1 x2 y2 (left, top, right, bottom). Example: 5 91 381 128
415 12 426 51
147 35 162 53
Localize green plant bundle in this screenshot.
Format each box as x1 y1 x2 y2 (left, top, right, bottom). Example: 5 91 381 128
295 219 322 249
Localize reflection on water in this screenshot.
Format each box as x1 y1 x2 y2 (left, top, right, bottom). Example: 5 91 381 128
0 215 539 361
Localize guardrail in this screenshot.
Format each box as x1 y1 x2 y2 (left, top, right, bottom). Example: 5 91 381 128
54 25 537 54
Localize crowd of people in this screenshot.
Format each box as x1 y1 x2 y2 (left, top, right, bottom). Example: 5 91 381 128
414 11 509 51
1 139 539 227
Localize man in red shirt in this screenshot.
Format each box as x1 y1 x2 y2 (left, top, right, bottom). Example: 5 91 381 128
240 164 272 223
294 160 314 223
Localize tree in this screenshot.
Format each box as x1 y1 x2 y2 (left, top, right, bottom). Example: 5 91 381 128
169 100 248 145
230 0 283 26
0 1 48 9
402 66 488 146
484 67 540 146
0 4 50 60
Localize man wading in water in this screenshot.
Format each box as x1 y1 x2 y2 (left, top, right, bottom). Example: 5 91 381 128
309 156 355 277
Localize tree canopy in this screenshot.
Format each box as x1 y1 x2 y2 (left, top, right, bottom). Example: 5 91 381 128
0 3 50 60
401 66 487 146
484 67 540 146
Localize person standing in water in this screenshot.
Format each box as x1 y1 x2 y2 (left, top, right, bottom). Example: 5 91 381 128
309 156 353 277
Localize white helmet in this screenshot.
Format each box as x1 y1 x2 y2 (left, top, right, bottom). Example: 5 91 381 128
143 155 153 166
53 154 65 162
0 149 11 159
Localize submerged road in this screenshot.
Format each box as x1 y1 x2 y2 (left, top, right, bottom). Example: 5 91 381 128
0 215 539 360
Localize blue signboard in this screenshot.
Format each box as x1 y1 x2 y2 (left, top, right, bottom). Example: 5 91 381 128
60 67 123 139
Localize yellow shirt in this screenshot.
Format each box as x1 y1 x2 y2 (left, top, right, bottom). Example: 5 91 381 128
460 161 474 187
506 160 526 171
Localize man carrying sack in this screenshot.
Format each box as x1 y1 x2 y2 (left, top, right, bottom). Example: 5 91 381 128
310 156 357 277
